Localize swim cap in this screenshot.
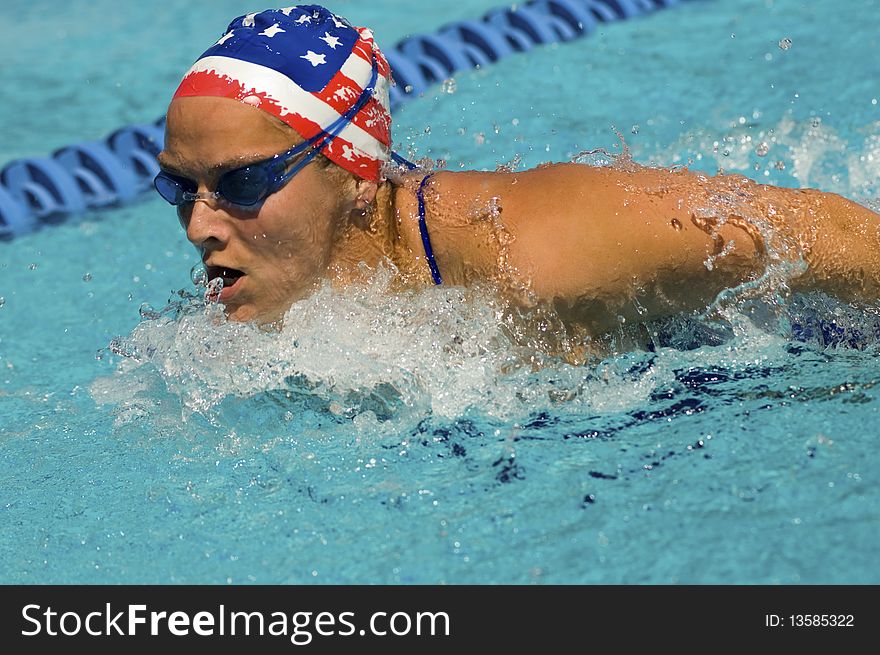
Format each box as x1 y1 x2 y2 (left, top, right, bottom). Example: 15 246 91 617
173 5 392 181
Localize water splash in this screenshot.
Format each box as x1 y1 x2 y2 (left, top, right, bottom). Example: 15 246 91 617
92 256 880 441
653 116 880 198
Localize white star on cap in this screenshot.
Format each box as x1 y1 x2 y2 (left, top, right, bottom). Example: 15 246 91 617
331 15 347 29
216 31 234 45
260 23 286 38
280 6 298 16
242 13 256 27
300 50 327 66
320 32 342 49
295 14 311 24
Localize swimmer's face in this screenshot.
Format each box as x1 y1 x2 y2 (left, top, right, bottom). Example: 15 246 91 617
158 96 354 323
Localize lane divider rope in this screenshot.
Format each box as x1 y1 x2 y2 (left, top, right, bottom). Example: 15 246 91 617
0 0 689 238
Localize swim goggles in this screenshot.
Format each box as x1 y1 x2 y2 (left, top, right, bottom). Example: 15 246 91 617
154 54 385 208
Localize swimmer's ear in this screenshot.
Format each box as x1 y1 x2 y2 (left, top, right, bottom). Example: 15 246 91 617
350 179 379 230
354 179 378 209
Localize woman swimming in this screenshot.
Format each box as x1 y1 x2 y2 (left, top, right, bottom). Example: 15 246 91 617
155 5 880 334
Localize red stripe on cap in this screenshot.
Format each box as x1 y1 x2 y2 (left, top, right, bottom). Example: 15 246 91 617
317 70 391 145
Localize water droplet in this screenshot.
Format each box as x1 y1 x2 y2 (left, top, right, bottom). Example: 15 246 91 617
730 33 736 39
0 297 5 308
424 126 431 134
755 142 770 156
631 124 640 135
441 78 456 94
28 263 37 271
670 218 682 231
139 303 159 319
774 160 786 170
205 277 224 303
404 84 413 94
191 263 208 287
82 272 92 282
778 37 792 50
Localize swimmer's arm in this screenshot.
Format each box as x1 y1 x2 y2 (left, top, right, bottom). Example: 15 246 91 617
430 165 880 332
785 191 880 301
499 165 768 332
501 166 880 330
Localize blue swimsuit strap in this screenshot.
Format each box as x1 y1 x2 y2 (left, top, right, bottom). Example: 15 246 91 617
416 173 443 285
390 152 443 285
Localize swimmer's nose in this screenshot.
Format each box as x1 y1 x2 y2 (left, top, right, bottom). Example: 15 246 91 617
183 196 231 251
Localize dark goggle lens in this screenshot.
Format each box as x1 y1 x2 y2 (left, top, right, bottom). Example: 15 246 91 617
154 173 196 205
217 166 272 206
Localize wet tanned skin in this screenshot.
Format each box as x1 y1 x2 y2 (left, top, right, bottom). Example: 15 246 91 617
160 96 880 334
403 165 880 334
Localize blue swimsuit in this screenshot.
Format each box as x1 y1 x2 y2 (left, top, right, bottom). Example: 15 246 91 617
417 173 443 285
390 152 443 285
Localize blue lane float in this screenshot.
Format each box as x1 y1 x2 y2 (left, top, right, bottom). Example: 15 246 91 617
0 0 688 239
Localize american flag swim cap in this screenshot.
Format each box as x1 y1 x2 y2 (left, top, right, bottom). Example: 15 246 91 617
173 5 392 181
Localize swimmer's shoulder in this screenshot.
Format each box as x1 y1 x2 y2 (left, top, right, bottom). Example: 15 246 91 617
392 162 611 213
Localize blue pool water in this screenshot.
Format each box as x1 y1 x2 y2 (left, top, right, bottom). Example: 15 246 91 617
1 0 879 584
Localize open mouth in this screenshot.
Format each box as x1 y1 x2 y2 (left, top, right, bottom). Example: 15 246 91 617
205 265 246 302
206 265 245 286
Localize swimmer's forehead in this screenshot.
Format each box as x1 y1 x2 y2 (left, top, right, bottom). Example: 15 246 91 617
159 96 305 176
156 149 279 177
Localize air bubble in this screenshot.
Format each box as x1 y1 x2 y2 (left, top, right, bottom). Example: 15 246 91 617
28 263 37 271
0 297 5 308
441 78 456 94
631 125 640 135
778 37 792 50
82 273 92 282
774 160 786 170
755 142 770 156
